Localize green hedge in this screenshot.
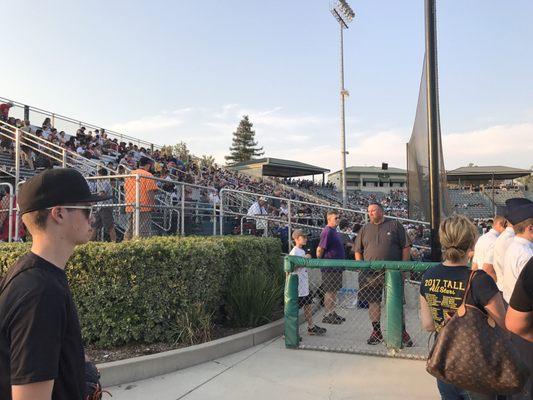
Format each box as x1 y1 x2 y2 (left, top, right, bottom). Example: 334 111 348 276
0 236 282 347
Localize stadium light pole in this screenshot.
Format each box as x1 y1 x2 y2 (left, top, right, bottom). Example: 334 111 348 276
330 0 355 208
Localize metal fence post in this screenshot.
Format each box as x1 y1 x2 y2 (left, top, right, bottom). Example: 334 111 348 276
212 199 217 236
219 189 224 235
61 149 67 167
385 269 403 350
284 257 299 349
7 184 13 243
134 174 140 237
287 200 292 250
180 184 185 236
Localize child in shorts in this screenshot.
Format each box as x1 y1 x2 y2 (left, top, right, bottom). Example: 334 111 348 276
290 229 327 336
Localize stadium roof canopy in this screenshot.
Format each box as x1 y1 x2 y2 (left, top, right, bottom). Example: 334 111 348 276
329 166 406 175
447 166 532 182
227 157 330 178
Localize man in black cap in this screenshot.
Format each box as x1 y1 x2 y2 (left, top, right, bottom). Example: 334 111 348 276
501 202 533 400
502 202 533 304
493 198 532 295
0 168 109 400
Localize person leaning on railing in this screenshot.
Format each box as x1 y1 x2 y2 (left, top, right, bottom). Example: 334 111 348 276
419 214 507 400
124 157 158 239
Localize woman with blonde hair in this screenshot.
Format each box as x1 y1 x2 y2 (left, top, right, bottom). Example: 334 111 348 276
420 214 507 400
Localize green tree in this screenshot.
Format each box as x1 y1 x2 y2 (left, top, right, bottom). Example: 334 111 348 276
200 154 216 168
225 115 264 164
173 141 191 161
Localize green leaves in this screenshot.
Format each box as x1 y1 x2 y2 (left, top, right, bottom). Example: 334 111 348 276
0 236 282 348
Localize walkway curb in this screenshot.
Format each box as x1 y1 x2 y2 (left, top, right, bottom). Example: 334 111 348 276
97 316 287 387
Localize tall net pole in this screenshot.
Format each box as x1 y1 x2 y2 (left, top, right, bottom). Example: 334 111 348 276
425 0 442 261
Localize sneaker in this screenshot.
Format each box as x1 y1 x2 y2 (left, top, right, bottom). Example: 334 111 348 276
367 330 383 345
332 312 346 322
322 313 343 325
402 331 413 348
308 325 327 336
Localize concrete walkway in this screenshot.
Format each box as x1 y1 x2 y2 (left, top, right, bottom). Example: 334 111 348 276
107 337 439 400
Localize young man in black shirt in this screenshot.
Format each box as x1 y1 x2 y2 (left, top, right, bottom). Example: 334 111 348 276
0 168 109 400
506 256 533 342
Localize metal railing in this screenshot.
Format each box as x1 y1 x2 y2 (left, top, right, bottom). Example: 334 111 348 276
85 174 218 239
219 187 430 237
0 120 117 177
0 96 160 151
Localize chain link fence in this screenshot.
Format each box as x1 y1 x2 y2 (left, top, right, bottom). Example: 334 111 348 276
285 257 437 360
85 174 218 241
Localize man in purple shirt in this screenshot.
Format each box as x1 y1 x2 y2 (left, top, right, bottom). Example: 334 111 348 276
317 210 346 324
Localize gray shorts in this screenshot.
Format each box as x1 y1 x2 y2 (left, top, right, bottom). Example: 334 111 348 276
92 208 114 230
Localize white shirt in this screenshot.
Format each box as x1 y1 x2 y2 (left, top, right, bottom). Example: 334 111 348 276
502 236 533 302
472 228 500 270
247 202 267 216
493 227 515 291
289 246 310 297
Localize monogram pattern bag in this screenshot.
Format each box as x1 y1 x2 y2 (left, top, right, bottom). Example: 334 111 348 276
426 271 530 395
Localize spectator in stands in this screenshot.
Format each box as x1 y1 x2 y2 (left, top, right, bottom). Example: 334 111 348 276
0 184 25 241
419 214 506 400
0 102 13 121
316 210 346 325
506 256 533 343
124 157 158 239
354 203 413 346
41 117 52 130
290 229 327 336
90 168 116 242
472 215 507 282
247 196 268 236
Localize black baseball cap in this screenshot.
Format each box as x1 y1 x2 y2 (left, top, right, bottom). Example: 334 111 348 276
18 168 111 215
506 203 533 226
504 198 532 219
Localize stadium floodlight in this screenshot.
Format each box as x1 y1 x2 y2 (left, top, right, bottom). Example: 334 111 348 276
330 0 356 208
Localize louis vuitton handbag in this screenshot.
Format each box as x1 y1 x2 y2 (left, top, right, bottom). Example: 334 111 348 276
426 271 529 395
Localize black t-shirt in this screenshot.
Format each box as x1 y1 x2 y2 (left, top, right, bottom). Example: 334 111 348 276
510 256 533 312
0 253 85 400
420 264 499 331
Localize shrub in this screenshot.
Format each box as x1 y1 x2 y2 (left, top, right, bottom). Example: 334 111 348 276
225 268 284 328
0 236 282 347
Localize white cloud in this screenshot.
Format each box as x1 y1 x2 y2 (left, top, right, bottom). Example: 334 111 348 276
109 105 533 175
109 108 193 134
442 123 533 169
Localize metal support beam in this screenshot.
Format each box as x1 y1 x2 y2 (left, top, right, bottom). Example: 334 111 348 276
425 0 442 262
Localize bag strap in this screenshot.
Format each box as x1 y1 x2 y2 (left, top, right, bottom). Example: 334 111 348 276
456 269 477 317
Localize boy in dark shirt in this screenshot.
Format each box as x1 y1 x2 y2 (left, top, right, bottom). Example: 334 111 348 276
0 168 109 400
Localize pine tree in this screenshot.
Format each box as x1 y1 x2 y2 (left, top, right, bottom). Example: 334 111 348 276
225 115 264 164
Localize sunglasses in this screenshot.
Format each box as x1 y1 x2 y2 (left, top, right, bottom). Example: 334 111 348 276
47 205 95 220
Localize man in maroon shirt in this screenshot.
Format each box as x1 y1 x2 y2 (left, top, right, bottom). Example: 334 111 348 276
0 102 14 121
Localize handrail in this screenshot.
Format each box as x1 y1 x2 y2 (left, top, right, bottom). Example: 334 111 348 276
0 121 117 176
220 187 430 225
0 96 161 150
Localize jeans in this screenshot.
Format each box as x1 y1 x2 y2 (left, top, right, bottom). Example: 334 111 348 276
437 380 496 400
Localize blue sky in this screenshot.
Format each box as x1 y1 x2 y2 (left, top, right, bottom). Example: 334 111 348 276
3 0 532 171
